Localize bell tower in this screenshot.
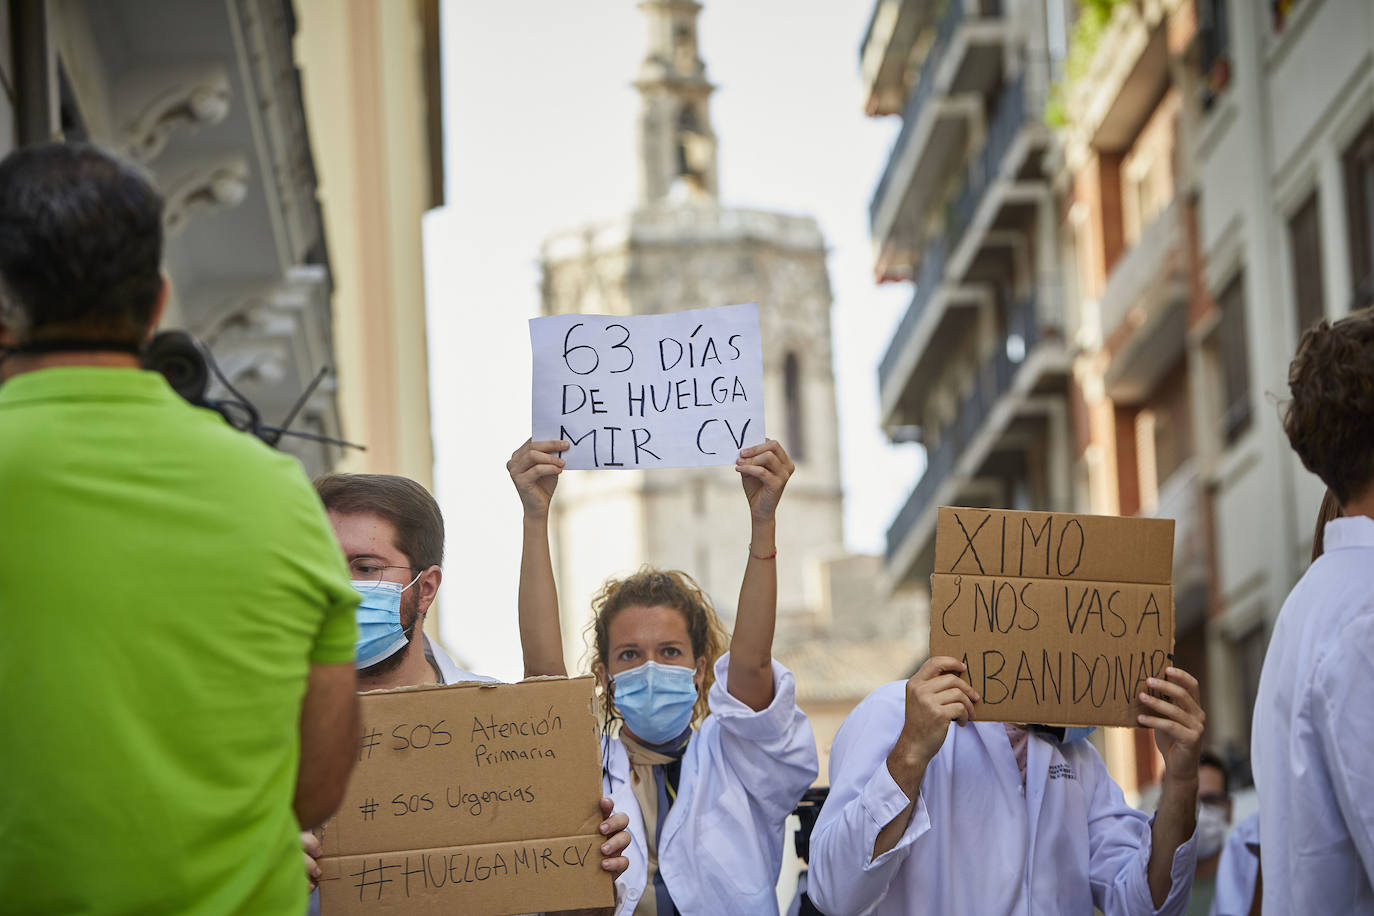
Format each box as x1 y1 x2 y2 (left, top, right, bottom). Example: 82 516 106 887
635 0 719 203
540 1 849 668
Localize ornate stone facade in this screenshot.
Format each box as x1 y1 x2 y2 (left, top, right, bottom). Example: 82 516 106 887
542 205 848 662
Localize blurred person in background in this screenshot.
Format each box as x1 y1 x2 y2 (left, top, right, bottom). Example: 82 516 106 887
1185 751 1233 915
1209 810 1259 916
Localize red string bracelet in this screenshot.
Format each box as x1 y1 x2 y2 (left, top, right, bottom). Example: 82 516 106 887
749 545 777 560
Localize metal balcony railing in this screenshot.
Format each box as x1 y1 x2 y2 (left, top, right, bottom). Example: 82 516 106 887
946 71 1031 254
877 237 949 390
867 0 967 232
886 291 1041 564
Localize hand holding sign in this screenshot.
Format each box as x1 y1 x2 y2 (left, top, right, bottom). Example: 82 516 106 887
899 657 980 762
735 439 793 522
507 439 568 520
1139 666 1204 780
530 303 766 470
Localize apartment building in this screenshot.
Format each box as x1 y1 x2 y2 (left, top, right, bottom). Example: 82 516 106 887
863 0 1374 801
1184 0 1374 768
1054 0 1220 797
860 0 1074 595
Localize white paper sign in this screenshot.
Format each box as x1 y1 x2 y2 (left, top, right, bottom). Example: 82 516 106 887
530 303 766 469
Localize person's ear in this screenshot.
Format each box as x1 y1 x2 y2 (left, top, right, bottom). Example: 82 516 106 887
414 565 442 614
143 274 170 343
694 655 707 688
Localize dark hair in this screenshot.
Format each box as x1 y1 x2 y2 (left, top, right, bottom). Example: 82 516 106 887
313 473 444 570
1311 489 1343 562
1198 749 1230 796
1283 308 1374 505
0 143 164 344
585 567 730 727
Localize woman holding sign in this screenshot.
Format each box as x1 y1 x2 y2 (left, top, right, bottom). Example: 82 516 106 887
508 437 818 916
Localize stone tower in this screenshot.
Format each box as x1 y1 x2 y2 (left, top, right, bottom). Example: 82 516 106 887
539 0 847 668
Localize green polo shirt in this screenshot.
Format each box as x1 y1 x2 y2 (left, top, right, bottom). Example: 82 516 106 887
0 367 358 914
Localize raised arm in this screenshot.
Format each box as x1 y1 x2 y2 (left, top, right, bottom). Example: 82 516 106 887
1138 666 1205 908
728 438 794 711
508 438 570 678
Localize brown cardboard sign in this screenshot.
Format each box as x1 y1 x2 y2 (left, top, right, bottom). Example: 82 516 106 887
318 836 607 915
934 506 1173 584
930 508 1175 727
316 676 613 915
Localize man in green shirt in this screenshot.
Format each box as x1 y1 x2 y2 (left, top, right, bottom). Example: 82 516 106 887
0 143 360 913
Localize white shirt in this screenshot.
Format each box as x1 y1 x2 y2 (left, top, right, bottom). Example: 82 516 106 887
604 653 818 915
422 633 498 685
1251 515 1374 914
808 683 1197 916
1209 812 1258 916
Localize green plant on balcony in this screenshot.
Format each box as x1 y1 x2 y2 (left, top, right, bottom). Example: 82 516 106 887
1044 0 1129 128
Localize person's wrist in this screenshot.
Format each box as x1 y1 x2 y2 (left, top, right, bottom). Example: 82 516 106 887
887 731 931 797
894 728 937 769
1162 763 1199 790
522 508 550 525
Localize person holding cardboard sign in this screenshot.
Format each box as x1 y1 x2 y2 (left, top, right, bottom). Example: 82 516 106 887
508 436 819 916
306 473 634 916
807 653 1205 914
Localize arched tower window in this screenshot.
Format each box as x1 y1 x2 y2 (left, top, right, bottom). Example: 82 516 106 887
784 351 805 462
675 105 705 185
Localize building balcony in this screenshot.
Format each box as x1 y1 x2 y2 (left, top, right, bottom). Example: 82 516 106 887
944 70 1049 270
868 0 1008 282
884 291 1071 586
1063 0 1177 152
1101 197 1191 403
859 0 933 117
877 236 985 432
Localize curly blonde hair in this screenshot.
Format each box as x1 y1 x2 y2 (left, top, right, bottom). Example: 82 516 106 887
583 567 730 730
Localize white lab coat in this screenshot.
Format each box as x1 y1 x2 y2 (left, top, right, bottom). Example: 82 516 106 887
808 682 1197 916
604 653 818 915
423 633 498 685
1209 812 1258 916
1251 516 1374 915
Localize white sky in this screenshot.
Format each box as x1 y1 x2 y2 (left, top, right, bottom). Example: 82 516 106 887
426 0 924 679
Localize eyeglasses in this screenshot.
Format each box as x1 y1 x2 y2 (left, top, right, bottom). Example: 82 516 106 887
348 557 421 590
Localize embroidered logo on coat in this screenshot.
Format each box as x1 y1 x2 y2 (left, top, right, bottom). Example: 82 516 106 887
1048 763 1076 780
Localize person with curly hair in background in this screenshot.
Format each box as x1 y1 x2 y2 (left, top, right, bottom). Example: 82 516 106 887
1252 307 1374 914
507 437 818 915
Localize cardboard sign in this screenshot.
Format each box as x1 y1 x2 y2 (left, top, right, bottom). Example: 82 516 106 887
316 677 613 916
530 302 765 469
929 507 1175 728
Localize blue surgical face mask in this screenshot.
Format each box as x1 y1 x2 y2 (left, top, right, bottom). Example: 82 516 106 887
611 660 699 745
352 572 421 670
1060 727 1096 744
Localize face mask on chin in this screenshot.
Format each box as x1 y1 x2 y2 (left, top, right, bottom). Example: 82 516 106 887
352 572 422 671
611 660 700 746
